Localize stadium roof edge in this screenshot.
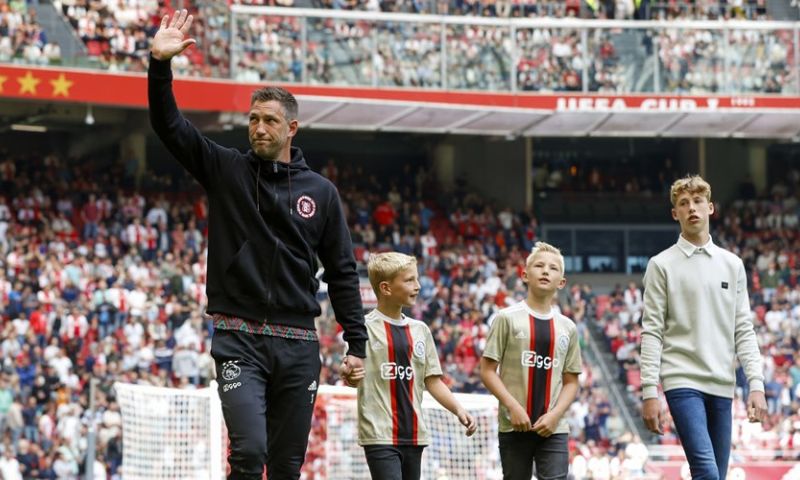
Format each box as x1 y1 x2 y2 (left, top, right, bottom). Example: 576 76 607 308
2 64 800 139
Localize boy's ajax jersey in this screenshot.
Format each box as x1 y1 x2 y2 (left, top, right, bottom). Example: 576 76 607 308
357 309 442 446
482 301 582 434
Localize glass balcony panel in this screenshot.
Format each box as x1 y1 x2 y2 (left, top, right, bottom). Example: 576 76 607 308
307 18 374 86
374 21 443 88
233 14 302 83
445 24 512 91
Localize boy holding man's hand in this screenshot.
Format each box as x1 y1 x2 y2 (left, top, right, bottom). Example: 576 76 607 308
341 252 476 480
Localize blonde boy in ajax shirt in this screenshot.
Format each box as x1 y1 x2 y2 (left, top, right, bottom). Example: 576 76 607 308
342 252 477 480
481 242 582 480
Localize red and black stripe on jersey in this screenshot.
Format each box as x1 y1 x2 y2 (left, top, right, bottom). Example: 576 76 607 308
385 322 418 445
526 315 556 423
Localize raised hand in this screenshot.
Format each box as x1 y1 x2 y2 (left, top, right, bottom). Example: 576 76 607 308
151 9 196 61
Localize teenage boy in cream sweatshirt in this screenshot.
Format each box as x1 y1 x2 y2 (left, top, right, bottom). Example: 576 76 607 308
640 175 767 480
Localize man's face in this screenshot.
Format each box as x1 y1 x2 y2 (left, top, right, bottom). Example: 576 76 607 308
248 100 297 161
671 191 714 237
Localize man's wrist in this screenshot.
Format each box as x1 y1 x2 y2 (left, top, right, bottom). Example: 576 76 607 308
345 346 366 359
150 50 169 62
148 53 173 78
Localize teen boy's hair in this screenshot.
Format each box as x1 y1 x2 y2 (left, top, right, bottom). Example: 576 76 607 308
669 175 712 207
525 241 565 274
367 252 418 295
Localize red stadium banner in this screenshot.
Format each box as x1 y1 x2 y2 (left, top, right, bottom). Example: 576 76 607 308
3 64 800 113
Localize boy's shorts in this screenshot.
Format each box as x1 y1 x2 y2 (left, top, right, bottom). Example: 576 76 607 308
498 432 568 480
363 445 426 480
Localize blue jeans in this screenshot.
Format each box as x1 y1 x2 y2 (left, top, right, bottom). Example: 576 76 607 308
665 388 732 480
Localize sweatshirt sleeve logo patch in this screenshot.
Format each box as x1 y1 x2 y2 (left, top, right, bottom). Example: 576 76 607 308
297 195 317 219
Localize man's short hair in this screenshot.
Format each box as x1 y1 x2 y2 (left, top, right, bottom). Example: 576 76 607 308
250 86 298 120
367 252 417 295
525 241 565 274
670 175 711 207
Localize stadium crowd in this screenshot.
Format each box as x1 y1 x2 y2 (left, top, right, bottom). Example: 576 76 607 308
0 0 61 65
1 0 793 93
0 145 798 478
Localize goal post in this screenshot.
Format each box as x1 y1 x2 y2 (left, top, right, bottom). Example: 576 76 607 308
312 385 502 479
114 381 225 480
114 382 502 479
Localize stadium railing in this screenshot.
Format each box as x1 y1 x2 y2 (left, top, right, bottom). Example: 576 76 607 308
230 6 800 95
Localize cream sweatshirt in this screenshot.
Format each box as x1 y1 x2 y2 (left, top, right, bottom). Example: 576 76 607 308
640 236 765 400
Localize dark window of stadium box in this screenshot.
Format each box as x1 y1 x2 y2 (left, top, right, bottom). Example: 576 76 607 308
627 229 677 274
575 230 623 273
544 229 578 273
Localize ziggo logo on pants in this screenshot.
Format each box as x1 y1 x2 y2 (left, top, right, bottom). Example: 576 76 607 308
223 381 242 393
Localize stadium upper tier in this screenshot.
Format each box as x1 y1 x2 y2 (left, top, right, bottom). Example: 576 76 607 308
232 0 770 20
2 2 797 95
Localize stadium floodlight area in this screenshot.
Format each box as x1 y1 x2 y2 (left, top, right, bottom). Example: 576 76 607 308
115 382 501 479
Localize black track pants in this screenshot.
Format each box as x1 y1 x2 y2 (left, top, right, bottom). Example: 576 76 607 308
211 329 321 480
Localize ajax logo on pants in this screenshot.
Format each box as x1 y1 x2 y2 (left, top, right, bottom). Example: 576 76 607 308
221 361 241 381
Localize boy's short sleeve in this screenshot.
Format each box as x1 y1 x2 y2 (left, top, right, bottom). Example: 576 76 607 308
424 327 443 378
564 325 582 374
482 312 508 362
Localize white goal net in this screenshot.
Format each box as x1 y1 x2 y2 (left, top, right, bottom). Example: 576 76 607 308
115 382 501 480
114 381 225 480
314 385 502 480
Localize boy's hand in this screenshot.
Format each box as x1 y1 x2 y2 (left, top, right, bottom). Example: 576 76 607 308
339 356 365 387
509 404 532 432
532 411 559 437
457 409 477 437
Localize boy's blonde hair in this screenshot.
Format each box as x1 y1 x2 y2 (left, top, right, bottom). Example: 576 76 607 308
670 175 712 207
367 252 417 295
525 241 565 274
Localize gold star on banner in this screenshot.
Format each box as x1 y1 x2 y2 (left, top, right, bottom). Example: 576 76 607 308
17 71 41 95
50 73 73 97
0 75 7 93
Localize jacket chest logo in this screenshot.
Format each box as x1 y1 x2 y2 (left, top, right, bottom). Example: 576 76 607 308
297 195 316 219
